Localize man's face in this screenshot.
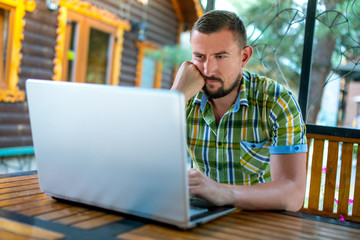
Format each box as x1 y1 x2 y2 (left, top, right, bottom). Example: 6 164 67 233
191 29 250 99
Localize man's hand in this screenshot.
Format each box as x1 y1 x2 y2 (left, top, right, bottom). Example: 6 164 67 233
188 168 232 206
187 152 306 211
171 61 205 102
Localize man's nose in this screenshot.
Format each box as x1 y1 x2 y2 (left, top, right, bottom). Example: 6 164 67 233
203 59 217 77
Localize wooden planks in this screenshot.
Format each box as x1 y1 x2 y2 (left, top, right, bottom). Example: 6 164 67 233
0 174 122 230
323 140 339 212
0 102 33 148
117 211 360 240
338 143 353 216
308 138 324 210
0 217 64 240
72 214 123 230
1 172 360 239
353 148 360 217
302 133 360 222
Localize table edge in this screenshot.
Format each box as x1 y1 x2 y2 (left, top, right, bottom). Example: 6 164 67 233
0 170 38 179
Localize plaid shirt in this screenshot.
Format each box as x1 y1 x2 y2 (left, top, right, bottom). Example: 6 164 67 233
186 71 307 185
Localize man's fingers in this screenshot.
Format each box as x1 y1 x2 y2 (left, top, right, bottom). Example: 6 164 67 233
188 169 207 190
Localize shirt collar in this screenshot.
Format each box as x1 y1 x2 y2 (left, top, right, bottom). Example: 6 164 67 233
238 71 250 108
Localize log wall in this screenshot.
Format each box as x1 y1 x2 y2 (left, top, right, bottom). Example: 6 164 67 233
0 0 181 148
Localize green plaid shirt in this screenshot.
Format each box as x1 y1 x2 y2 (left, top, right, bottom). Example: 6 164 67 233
186 71 307 185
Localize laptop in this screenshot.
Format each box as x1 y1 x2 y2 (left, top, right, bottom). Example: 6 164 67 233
26 79 235 229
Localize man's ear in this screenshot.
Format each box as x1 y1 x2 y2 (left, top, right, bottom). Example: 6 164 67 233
240 46 253 68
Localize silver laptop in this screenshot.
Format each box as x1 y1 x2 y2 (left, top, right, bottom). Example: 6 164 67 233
26 79 235 229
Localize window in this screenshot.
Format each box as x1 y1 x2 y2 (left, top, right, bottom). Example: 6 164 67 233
0 0 36 102
63 11 116 84
215 1 306 99
135 41 163 88
305 0 360 129
214 0 360 130
53 0 130 85
141 57 156 88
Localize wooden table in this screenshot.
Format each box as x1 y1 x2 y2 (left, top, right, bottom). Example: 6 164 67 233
1 171 359 240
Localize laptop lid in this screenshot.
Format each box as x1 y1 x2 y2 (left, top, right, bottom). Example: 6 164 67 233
26 79 235 229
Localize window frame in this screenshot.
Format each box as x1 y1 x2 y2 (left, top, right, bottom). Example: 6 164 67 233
135 41 163 88
64 11 117 84
0 0 35 102
53 0 130 85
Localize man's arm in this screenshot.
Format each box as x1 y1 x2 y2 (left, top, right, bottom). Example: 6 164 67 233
171 61 205 102
188 152 307 212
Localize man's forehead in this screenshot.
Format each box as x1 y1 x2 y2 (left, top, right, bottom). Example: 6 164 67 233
191 29 235 40
191 30 239 54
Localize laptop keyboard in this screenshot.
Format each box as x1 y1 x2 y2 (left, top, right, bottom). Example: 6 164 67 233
189 196 216 217
190 196 216 208
189 205 208 217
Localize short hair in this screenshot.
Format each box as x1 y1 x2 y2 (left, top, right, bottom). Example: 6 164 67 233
191 10 247 48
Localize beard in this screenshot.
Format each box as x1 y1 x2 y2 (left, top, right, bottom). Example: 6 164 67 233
203 73 242 99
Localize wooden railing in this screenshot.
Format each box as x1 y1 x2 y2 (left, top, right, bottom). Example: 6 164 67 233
301 133 360 222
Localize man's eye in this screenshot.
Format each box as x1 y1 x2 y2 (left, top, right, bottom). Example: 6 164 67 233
195 55 205 60
216 55 226 59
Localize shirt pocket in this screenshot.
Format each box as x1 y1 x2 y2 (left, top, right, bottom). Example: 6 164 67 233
239 140 270 175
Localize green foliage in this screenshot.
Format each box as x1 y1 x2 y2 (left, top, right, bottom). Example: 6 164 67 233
145 45 192 68
228 0 359 93
221 0 307 92
146 0 359 96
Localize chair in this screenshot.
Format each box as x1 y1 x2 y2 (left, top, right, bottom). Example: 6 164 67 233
301 133 360 222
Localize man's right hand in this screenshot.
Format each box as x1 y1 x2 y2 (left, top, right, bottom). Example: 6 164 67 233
171 61 205 102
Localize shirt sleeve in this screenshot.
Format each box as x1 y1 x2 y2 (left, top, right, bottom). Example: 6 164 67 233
268 90 307 154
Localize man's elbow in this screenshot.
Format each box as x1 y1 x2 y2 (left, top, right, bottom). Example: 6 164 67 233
285 197 304 212
284 187 305 212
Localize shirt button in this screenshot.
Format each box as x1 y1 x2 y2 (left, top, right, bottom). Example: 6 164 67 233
295 146 299 151
251 144 256 148
218 142 222 146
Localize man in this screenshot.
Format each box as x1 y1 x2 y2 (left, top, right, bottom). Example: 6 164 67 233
171 10 307 211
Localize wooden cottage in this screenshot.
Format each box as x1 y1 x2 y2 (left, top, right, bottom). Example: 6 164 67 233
0 0 203 149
